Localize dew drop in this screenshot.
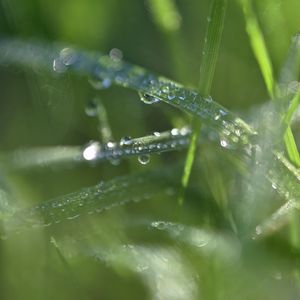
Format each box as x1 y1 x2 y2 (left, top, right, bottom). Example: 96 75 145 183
171 128 179 136
167 94 176 100
109 48 123 62
151 221 167 230
272 182 278 190
53 58 67 73
138 154 150 165
89 76 112 90
153 131 161 137
180 127 190 136
204 96 212 103
107 141 117 149
83 141 101 161
220 139 228 148
138 92 160 104
59 47 78 66
162 86 170 94
120 136 133 146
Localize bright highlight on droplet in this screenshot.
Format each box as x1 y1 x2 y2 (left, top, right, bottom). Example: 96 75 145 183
83 142 101 161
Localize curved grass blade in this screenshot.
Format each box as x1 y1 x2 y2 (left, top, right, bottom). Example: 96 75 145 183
0 39 257 147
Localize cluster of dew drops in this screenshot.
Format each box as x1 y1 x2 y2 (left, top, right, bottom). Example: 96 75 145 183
52 46 245 167
52 46 181 166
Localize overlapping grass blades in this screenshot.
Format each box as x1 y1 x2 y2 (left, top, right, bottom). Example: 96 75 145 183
0 32 299 238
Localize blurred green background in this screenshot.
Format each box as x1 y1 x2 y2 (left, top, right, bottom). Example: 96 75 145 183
1 0 300 299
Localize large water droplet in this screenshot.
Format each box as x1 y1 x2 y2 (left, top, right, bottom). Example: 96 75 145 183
59 47 78 66
171 128 179 136
53 58 67 73
109 48 123 62
138 154 150 165
138 92 160 104
83 141 101 161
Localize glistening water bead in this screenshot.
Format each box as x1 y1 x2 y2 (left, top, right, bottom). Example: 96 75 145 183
138 92 160 104
52 58 67 73
83 142 101 161
120 136 133 146
138 154 150 165
59 48 78 66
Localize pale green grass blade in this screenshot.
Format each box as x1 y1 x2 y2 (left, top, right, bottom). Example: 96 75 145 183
178 0 228 205
2 167 180 235
240 1 300 167
239 0 275 97
147 0 188 83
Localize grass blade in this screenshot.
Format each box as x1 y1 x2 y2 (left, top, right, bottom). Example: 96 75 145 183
239 0 275 97
178 0 228 205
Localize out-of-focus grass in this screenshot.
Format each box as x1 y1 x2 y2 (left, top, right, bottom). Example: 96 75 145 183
1 1 300 300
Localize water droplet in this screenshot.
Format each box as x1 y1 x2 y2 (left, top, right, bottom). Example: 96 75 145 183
89 76 112 90
220 139 228 148
109 48 123 62
162 86 170 94
272 182 277 190
120 136 132 146
85 100 98 117
107 141 116 149
152 221 167 230
83 141 101 161
153 132 161 137
205 96 212 103
214 114 220 120
180 127 190 136
59 47 78 66
219 109 227 116
53 58 67 73
171 128 179 136
138 92 160 104
138 154 150 165
167 93 176 100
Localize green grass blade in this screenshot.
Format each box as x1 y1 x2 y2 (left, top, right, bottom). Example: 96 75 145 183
240 0 300 167
178 0 228 206
239 0 275 97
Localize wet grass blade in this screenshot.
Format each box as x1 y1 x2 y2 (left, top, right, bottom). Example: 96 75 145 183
2 167 180 235
0 39 256 146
